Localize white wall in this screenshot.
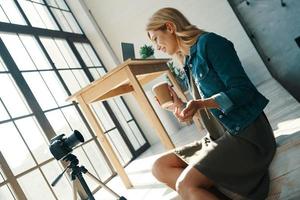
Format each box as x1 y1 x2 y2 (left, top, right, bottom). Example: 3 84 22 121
67 0 272 144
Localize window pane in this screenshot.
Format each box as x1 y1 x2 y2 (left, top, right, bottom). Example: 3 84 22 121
91 102 115 131
0 122 36 175
82 141 113 181
55 0 69 10
0 5 9 23
98 68 107 76
51 8 72 32
45 109 72 135
106 129 132 165
83 44 102 66
18 0 45 28
107 99 140 150
34 3 59 30
89 68 101 80
0 74 31 118
32 0 44 3
60 69 90 90
40 71 69 107
45 0 58 8
55 39 81 68
0 33 36 71
40 37 69 69
1 0 26 25
15 117 52 163
59 70 81 94
128 121 146 145
0 98 10 122
22 72 58 111
63 11 82 34
119 120 140 151
41 161 73 200
114 97 132 121
75 43 93 67
61 106 92 140
71 69 90 88
0 56 7 71
0 167 6 182
19 35 52 70
0 185 15 200
18 169 56 200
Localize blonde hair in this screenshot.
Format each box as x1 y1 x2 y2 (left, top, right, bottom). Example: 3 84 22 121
146 7 205 64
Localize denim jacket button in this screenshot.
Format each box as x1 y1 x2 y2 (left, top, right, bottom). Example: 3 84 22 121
199 73 203 78
235 126 240 131
189 64 192 68
218 114 223 119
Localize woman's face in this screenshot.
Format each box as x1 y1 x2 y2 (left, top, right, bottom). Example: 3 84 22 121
148 28 179 56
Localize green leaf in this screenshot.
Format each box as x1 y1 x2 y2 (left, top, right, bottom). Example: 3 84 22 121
139 45 154 58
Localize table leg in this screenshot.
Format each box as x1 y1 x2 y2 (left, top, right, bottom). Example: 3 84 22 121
77 95 133 189
126 68 175 150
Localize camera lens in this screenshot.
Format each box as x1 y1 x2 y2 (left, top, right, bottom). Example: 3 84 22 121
65 130 84 149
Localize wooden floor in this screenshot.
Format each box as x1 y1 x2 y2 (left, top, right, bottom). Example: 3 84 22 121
259 78 300 138
94 77 300 200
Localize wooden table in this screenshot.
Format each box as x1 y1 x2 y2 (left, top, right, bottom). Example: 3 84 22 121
67 59 203 188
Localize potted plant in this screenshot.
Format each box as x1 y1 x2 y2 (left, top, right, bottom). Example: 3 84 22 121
139 44 155 59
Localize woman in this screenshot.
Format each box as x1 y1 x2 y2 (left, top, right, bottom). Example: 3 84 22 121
146 7 276 200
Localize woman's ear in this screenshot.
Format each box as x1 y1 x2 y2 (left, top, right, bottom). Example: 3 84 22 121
165 22 175 33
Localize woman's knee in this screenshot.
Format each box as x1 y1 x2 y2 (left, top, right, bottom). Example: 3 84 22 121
176 178 199 199
176 178 213 199
175 167 213 195
151 153 186 181
175 177 192 195
151 156 165 180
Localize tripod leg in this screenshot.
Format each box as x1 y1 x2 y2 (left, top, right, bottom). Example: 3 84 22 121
73 181 77 200
76 173 95 200
85 172 122 199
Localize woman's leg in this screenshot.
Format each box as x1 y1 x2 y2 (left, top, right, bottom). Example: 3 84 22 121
152 152 218 200
176 165 218 200
151 152 188 190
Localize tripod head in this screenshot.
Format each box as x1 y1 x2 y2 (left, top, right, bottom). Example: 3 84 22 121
51 153 87 186
63 154 79 169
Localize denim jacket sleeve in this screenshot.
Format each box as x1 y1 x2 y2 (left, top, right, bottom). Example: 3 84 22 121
206 34 257 113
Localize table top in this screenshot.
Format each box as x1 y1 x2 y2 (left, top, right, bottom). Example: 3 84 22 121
67 58 170 102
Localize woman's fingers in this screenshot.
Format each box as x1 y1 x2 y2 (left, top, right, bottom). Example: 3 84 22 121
173 107 190 122
179 102 197 121
174 107 180 116
182 108 193 118
177 114 193 122
154 96 161 105
168 85 176 98
168 85 179 100
182 101 195 115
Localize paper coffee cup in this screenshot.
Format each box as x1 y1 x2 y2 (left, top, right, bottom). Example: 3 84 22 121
152 82 173 108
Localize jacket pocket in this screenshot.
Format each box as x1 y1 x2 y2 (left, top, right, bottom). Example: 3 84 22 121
194 61 209 81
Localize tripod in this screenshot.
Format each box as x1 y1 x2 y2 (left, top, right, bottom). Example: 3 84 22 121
52 154 127 200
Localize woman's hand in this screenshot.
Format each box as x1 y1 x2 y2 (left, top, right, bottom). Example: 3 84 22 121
156 85 183 112
174 100 205 122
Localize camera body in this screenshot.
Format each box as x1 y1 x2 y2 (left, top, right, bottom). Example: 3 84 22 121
49 130 84 160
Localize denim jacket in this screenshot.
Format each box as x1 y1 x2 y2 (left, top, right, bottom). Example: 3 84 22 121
183 32 269 135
